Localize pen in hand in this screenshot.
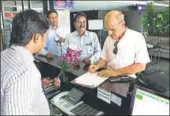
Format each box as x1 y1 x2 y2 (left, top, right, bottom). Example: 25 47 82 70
89 60 99 73
91 60 94 65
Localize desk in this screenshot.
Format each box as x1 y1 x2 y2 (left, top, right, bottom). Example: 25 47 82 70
34 55 133 115
34 54 87 77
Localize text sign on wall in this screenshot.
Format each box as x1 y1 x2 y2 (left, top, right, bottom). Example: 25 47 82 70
136 4 145 12
54 0 74 9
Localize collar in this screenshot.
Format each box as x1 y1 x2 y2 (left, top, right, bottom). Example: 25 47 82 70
11 45 34 62
119 27 128 40
109 28 128 44
74 30 88 36
111 27 128 41
49 25 59 30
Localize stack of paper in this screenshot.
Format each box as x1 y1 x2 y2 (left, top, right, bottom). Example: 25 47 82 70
71 72 108 89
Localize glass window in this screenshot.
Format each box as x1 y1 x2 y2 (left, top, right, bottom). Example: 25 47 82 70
30 1 43 12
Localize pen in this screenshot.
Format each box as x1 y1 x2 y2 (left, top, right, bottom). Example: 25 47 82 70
91 60 94 65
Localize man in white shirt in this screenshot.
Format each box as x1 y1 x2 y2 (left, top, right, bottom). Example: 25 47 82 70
40 10 67 58
89 10 150 78
65 12 101 65
1 10 50 115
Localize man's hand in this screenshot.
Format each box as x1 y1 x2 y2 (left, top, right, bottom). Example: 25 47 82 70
97 69 120 77
55 38 65 44
46 52 53 59
88 64 100 73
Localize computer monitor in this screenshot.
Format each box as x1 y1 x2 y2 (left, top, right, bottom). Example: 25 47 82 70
130 85 169 115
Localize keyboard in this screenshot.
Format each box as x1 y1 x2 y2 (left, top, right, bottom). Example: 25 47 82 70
71 103 103 115
63 96 77 105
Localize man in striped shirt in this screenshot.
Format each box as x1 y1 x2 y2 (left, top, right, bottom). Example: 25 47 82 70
1 10 50 115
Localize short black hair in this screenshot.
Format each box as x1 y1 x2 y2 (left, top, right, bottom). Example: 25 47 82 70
74 12 87 22
10 10 49 46
47 10 58 18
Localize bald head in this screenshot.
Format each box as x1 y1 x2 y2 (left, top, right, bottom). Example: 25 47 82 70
104 10 126 40
104 10 125 29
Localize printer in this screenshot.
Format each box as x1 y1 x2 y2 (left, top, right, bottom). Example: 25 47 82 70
51 88 104 115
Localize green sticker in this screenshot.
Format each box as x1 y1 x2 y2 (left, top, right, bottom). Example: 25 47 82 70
136 94 143 100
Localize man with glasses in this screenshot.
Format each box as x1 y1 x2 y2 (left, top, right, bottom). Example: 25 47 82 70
89 10 150 78
65 12 101 65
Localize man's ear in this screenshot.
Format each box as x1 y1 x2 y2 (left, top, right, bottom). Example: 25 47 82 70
32 33 41 43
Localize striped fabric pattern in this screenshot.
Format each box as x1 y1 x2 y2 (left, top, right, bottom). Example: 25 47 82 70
1 45 50 115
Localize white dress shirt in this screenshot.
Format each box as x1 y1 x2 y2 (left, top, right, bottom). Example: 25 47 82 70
65 31 101 63
1 45 50 115
101 28 150 78
40 25 67 56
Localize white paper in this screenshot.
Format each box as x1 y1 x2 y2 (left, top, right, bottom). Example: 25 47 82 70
72 72 108 88
88 19 103 30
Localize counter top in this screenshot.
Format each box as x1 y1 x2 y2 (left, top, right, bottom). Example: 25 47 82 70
35 54 131 98
34 54 87 77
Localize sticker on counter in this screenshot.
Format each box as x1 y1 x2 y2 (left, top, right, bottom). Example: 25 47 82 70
111 93 122 106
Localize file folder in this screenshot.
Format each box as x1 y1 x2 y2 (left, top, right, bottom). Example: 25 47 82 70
71 72 108 89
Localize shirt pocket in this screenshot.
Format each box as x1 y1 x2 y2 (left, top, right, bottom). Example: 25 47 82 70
84 41 93 54
87 46 94 54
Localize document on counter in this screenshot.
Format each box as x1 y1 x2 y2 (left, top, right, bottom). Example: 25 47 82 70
71 72 109 89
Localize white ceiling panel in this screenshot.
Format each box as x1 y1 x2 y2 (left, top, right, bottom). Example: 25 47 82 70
70 1 169 12
70 1 135 12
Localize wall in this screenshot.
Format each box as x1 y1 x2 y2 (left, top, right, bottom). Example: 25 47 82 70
125 11 143 32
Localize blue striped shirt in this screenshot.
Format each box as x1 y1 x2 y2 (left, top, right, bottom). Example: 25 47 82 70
40 26 67 56
1 45 50 115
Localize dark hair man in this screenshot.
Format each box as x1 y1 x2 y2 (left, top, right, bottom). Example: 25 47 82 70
1 10 50 115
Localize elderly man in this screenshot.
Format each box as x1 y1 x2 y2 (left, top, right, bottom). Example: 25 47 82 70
65 12 101 65
89 10 150 78
40 10 67 58
1 10 50 115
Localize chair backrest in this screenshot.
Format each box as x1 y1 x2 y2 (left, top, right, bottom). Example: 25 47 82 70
136 69 169 98
142 32 150 42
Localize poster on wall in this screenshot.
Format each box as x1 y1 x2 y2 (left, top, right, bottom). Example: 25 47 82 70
136 4 145 12
3 6 18 28
57 10 71 36
53 0 74 9
88 19 103 30
4 12 17 28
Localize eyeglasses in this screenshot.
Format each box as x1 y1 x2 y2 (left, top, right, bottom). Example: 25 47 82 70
106 20 123 34
113 40 119 55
